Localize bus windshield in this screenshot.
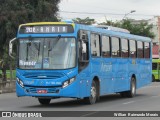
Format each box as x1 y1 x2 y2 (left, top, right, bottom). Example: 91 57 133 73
18 37 76 69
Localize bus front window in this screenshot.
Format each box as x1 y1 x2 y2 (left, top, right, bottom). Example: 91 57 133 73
19 38 76 69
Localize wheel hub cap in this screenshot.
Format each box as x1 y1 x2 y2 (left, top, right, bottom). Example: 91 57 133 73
91 87 96 98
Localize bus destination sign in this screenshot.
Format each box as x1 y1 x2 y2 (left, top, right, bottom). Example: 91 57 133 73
19 25 74 34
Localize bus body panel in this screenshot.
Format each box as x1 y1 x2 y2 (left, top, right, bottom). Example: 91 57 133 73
15 22 152 100
152 59 160 81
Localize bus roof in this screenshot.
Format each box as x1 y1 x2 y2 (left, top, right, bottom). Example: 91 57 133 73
96 25 130 33
20 22 67 26
18 22 152 42
77 24 151 42
19 22 75 28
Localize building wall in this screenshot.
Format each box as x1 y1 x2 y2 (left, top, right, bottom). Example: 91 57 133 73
158 17 160 43
150 16 160 58
149 16 159 43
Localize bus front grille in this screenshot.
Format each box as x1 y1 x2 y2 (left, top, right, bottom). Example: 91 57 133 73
25 87 60 94
23 72 65 79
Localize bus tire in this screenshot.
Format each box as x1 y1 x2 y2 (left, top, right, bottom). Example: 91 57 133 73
84 80 97 104
38 98 51 105
120 92 127 97
126 77 136 98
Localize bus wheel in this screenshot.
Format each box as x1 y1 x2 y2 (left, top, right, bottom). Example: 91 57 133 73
126 77 136 98
120 92 127 97
38 98 51 105
84 80 97 104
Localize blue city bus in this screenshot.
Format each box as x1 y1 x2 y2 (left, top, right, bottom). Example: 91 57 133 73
9 21 152 105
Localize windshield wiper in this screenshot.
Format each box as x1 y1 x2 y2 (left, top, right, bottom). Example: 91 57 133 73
48 35 61 51
26 43 29 61
26 37 41 61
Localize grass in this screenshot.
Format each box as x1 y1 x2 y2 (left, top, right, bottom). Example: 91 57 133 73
0 70 16 79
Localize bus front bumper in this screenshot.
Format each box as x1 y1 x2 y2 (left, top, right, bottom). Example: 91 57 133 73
16 80 80 98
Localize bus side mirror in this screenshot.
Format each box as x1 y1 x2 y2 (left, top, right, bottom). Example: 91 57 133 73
9 38 16 58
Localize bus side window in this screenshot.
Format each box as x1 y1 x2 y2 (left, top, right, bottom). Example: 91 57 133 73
121 38 129 58
130 40 137 58
78 30 89 61
137 41 144 58
102 35 111 57
144 42 150 58
91 33 100 57
111 37 121 57
82 41 88 60
152 63 157 70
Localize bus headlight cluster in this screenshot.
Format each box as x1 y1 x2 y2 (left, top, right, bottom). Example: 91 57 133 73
62 77 76 88
16 77 24 88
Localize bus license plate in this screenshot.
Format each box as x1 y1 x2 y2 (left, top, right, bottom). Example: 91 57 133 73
37 90 47 94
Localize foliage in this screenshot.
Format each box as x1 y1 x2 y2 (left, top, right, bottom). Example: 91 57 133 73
0 0 60 81
99 20 120 27
99 19 155 39
73 17 155 38
72 17 95 25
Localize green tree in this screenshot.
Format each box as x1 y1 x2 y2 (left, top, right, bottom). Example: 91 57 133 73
99 20 120 26
73 17 95 25
99 19 155 39
120 19 155 38
0 0 60 81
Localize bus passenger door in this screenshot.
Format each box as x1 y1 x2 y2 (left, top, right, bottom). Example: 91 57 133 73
78 30 90 97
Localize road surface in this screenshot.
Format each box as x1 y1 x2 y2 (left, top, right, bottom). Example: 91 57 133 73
0 82 160 119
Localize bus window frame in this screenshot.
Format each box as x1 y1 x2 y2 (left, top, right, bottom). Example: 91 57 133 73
17 36 78 70
111 36 121 58
129 39 137 58
144 42 150 59
101 34 111 58
121 38 129 58
137 40 144 59
90 32 101 58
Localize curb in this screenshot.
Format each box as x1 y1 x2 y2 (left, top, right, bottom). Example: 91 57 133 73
0 89 16 94
0 80 16 94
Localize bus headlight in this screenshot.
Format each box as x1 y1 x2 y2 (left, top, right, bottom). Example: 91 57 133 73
16 77 24 88
62 77 76 88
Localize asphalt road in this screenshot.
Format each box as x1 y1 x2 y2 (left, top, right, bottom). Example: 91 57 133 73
0 82 160 119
